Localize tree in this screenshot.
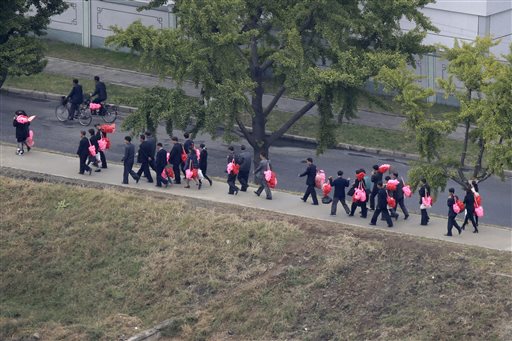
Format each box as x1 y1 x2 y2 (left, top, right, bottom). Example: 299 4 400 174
0 0 67 88
107 0 436 166
376 37 512 195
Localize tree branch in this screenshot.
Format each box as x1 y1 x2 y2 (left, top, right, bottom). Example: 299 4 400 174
263 86 286 117
260 59 274 72
460 118 470 168
473 137 485 178
268 99 318 144
235 116 256 147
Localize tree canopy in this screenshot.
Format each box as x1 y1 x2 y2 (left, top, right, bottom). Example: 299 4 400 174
107 0 436 163
0 0 67 88
376 37 512 194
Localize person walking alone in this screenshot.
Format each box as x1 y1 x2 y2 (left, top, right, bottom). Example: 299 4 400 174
155 142 169 188
253 152 272 200
13 110 31 155
122 136 140 184
199 143 213 186
299 157 318 205
329 171 350 215
370 182 393 227
76 130 92 175
418 178 430 225
136 134 154 183
446 188 462 236
238 145 252 191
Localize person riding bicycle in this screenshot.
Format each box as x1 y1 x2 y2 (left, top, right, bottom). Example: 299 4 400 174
90 76 108 115
67 79 84 121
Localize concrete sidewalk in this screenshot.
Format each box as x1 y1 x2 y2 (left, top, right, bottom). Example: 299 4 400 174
44 57 467 140
1 144 510 251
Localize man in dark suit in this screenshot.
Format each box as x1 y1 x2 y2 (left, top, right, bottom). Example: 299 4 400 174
169 136 183 184
199 143 212 186
391 172 409 220
90 75 107 110
122 136 139 184
76 130 92 175
87 128 101 171
370 182 393 227
145 131 157 173
136 134 154 183
155 142 169 188
369 165 382 210
237 144 252 191
299 157 318 205
446 188 462 236
67 79 83 120
329 171 350 215
182 132 194 176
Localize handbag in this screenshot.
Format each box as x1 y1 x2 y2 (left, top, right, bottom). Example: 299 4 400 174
421 195 432 209
322 196 332 204
401 178 412 198
453 203 461 214
88 140 96 157
98 138 107 151
315 170 325 189
353 183 366 202
456 199 465 212
387 195 396 208
322 183 332 197
26 130 35 147
474 206 484 217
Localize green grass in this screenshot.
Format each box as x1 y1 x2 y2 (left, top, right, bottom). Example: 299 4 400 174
1 177 511 340
44 39 143 72
4 73 142 107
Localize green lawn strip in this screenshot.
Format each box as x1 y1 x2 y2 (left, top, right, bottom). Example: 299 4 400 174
4 73 142 107
0 177 510 340
42 39 456 119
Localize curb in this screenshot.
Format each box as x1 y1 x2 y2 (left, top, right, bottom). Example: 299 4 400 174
3 86 510 177
1 87 138 114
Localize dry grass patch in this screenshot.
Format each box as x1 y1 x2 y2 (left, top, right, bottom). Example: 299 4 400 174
0 176 511 341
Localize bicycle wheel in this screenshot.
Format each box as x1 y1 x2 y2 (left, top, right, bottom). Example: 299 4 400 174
55 104 68 122
102 105 118 123
78 109 92 126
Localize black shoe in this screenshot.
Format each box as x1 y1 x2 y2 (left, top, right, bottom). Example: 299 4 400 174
147 180 154 183
444 233 453 237
300 197 306 202
234 189 239 195
348 214 354 217
95 169 101 172
420 223 428 226
404 214 409 220
122 182 128 184
312 203 319 206
240 188 247 192
388 225 393 228
330 213 336 216
369 223 376 226
266 197 272 200
101 166 108 169
88 169 92 175
198 183 202 190
473 229 479 233
461 224 466 231
254 191 261 197
26 146 31 152
155 185 162 188
458 227 462 235
208 179 212 186
135 176 140 184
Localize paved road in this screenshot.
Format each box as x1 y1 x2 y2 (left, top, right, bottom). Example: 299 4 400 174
44 57 468 140
1 92 511 227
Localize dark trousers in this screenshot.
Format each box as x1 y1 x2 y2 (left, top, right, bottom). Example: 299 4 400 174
99 151 107 168
302 185 318 204
149 159 156 172
255 178 272 199
172 163 181 184
331 197 350 215
420 208 429 225
463 210 478 231
68 102 79 119
369 187 378 210
371 208 393 227
350 201 367 217
200 166 212 184
238 170 249 191
447 215 461 236
123 161 139 184
79 154 91 174
92 97 106 114
396 197 409 217
227 173 239 194
156 166 168 187
137 161 153 182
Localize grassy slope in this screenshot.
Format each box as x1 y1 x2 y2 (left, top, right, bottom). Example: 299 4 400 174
1 177 511 341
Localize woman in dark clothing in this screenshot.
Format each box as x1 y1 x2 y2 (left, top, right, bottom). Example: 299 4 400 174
471 180 480 226
184 148 202 189
462 189 479 233
199 143 212 186
13 110 31 155
418 178 431 225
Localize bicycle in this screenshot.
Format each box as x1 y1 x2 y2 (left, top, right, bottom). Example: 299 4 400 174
55 97 92 126
84 96 118 123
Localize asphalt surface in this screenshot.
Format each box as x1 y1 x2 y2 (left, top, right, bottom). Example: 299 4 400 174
1 91 511 227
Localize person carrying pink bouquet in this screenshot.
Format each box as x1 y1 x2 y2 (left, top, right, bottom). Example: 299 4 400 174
13 110 33 155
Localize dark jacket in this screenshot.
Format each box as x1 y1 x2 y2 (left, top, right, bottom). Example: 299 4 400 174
89 134 100 152
137 140 153 163
199 148 208 170
463 192 475 211
329 177 350 199
239 151 252 173
447 196 458 217
186 153 199 169
371 172 383 190
146 136 157 158
394 178 404 200
377 188 388 209
254 159 271 180
122 143 135 164
76 137 90 157
13 118 30 142
91 81 107 101
227 151 243 165
68 84 84 104
156 148 168 170
419 184 431 205
169 143 183 165
300 164 317 186
183 139 194 154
